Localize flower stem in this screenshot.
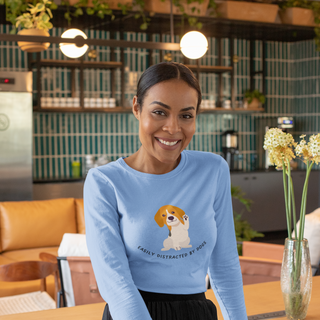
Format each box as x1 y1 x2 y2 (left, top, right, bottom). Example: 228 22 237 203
282 160 291 240
294 161 313 287
287 159 292 236
290 176 297 240
298 161 313 241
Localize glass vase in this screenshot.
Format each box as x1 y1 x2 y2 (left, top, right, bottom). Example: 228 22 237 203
280 238 312 320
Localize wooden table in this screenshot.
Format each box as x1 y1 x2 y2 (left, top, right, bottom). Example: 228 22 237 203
1 276 319 320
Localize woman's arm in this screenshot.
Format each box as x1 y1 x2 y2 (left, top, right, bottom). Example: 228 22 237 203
84 168 152 320
208 159 247 320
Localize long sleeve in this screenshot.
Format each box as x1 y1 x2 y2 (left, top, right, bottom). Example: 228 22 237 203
84 168 152 320
208 159 247 319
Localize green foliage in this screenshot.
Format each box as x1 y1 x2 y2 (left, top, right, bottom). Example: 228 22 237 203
231 185 264 255
3 0 55 33
280 0 320 51
15 0 53 31
3 0 217 32
244 89 266 104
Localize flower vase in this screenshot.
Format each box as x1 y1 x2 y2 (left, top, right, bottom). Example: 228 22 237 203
280 238 312 320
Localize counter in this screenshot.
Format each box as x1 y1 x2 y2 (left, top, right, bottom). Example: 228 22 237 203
32 170 320 233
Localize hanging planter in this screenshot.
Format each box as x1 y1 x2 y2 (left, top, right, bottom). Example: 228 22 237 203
17 29 50 53
216 1 279 23
15 0 53 53
279 7 315 27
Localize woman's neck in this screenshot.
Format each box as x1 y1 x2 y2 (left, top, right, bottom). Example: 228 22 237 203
124 148 181 175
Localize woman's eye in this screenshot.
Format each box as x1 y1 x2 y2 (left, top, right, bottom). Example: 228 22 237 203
153 110 166 116
181 114 194 119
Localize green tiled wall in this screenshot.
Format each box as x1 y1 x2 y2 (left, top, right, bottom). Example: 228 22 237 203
1 24 320 178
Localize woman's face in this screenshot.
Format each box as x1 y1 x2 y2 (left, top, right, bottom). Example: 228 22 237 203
133 79 197 170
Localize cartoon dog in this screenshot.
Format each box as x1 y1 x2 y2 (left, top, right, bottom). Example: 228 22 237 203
154 205 192 251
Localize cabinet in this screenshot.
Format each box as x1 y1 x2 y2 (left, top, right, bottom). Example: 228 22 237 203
231 171 320 233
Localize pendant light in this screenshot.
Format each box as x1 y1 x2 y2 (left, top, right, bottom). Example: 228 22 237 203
60 29 88 59
180 31 208 60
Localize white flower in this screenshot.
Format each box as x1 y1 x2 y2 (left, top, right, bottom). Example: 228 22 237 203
263 128 296 169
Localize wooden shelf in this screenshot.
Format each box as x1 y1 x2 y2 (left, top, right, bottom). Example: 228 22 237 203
33 106 132 113
199 107 265 114
30 59 122 69
186 65 232 74
34 106 264 114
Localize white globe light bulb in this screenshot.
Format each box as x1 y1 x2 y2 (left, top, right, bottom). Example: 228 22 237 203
60 29 88 59
180 31 208 60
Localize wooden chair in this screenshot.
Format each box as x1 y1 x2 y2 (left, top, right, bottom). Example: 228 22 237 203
39 252 62 307
239 241 284 285
0 261 58 316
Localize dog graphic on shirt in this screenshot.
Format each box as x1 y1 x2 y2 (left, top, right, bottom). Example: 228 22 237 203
154 205 192 251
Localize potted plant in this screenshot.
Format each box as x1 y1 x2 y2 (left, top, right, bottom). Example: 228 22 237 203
279 0 320 50
15 0 53 52
279 0 315 26
215 0 279 24
244 89 265 109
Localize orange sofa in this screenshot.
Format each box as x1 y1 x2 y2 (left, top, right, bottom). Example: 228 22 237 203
0 198 85 299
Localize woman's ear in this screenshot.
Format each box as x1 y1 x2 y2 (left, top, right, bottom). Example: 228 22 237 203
132 96 140 120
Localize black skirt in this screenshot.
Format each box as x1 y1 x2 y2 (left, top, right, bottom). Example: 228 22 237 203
102 290 218 320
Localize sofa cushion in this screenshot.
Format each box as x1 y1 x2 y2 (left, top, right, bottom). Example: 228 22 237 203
0 278 55 300
75 199 85 234
0 198 77 251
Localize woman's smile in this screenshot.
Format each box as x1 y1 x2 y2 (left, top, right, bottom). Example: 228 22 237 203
155 137 182 149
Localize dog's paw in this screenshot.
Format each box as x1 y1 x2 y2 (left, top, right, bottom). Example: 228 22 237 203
183 215 189 221
174 246 181 251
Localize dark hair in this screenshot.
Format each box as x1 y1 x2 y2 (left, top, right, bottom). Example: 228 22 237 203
136 62 202 113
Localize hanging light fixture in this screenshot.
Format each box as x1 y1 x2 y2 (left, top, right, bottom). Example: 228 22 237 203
180 31 208 60
60 29 89 59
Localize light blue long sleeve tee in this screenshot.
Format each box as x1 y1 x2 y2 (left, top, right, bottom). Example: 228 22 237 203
84 150 247 320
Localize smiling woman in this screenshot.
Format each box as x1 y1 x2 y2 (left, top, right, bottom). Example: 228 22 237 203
84 62 247 320
127 78 198 174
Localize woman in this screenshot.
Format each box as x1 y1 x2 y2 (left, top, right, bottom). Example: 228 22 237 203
84 62 247 320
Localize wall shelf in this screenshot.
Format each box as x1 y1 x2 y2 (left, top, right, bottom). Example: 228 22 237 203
186 65 233 74
33 59 122 69
199 107 264 114
34 107 132 113
34 106 264 114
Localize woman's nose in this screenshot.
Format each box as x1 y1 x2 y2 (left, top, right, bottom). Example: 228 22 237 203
163 117 181 134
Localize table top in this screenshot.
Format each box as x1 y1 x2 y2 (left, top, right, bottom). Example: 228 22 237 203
1 276 320 320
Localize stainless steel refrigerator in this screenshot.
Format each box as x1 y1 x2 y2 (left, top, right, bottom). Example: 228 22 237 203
0 71 33 201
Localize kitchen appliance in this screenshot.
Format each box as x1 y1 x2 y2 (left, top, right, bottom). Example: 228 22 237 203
222 130 239 171
0 71 33 201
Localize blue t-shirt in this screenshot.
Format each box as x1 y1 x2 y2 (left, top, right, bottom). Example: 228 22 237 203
84 150 247 320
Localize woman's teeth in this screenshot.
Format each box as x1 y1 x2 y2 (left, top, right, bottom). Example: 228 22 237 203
158 139 179 146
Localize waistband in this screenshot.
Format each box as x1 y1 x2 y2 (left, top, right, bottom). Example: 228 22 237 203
138 290 206 302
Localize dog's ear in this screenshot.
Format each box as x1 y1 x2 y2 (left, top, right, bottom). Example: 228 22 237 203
175 207 185 225
154 207 165 227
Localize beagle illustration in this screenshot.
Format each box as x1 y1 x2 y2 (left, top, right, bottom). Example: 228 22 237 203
154 205 192 251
